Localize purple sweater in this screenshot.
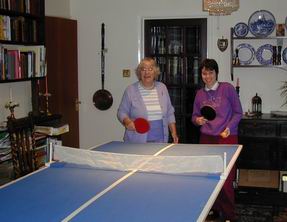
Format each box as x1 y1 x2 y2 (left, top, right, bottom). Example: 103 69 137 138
192 82 243 136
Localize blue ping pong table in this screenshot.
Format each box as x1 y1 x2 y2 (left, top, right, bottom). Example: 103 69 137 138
0 141 242 222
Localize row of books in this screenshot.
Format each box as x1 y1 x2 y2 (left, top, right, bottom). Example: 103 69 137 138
149 26 201 55
155 56 200 85
33 126 67 165
0 44 46 80
33 133 48 167
0 15 38 42
0 0 41 15
33 124 69 165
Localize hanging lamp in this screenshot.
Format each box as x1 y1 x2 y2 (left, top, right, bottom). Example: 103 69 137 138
203 0 239 16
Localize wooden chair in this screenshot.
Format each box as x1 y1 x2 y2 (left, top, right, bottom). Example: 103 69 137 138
7 116 38 178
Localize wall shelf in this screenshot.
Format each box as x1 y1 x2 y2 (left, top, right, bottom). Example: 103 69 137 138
230 28 287 80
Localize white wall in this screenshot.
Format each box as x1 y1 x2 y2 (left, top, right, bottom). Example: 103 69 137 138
45 0 71 18
69 0 287 148
1 0 286 148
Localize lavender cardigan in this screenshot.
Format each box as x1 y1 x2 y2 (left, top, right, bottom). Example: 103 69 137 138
117 81 176 143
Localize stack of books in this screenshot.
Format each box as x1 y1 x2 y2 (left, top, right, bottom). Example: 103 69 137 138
0 132 11 163
34 124 69 136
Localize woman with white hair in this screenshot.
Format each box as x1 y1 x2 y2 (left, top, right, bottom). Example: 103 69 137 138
117 57 178 143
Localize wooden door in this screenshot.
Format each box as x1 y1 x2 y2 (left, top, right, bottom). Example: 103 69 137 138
45 16 79 147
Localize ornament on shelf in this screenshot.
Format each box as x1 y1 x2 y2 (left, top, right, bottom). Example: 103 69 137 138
5 101 20 119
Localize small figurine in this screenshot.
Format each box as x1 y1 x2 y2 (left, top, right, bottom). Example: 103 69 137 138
5 101 20 119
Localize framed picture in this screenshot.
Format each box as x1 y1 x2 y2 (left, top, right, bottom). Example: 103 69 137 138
276 24 285 36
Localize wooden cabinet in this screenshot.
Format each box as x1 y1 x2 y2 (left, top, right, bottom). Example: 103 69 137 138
238 114 287 170
0 0 46 114
144 18 207 143
236 114 287 207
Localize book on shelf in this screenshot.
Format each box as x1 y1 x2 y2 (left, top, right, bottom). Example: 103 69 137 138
0 151 11 163
0 44 46 80
34 124 69 136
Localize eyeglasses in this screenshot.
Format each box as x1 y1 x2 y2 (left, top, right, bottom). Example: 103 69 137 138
141 67 154 72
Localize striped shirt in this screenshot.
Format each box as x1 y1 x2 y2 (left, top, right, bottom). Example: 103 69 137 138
138 84 162 121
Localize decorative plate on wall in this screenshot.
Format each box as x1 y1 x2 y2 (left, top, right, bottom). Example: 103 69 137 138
234 22 249 37
236 43 255 65
256 44 273 65
283 47 287 64
248 10 276 37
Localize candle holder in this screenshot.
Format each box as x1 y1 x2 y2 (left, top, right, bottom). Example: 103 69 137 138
5 101 20 119
236 85 240 95
39 92 52 116
236 78 240 96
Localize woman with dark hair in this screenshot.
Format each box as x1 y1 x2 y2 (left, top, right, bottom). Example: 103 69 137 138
192 58 243 221
118 57 178 144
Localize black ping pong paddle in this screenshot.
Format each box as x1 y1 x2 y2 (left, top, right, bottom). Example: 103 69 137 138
200 106 216 121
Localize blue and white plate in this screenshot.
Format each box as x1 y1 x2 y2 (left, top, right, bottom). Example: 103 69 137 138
248 10 276 37
234 22 249 37
256 44 273 65
283 47 287 64
236 43 255 65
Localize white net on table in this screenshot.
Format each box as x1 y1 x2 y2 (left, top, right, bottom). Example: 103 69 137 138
53 145 224 175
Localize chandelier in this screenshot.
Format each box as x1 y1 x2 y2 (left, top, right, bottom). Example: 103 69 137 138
203 0 239 16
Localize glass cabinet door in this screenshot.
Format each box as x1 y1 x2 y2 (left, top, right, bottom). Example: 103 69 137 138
167 27 183 54
144 19 207 143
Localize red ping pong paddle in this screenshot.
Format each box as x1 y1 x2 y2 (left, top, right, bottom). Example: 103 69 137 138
200 106 216 121
134 118 150 134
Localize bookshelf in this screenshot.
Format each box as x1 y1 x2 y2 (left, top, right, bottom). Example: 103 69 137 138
0 0 46 115
144 18 207 143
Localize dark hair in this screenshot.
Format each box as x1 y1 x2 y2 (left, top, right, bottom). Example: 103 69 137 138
200 58 219 79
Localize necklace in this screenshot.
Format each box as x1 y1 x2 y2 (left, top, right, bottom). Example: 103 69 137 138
139 81 155 90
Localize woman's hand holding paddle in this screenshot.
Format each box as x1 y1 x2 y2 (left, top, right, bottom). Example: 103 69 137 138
195 116 208 126
123 117 150 134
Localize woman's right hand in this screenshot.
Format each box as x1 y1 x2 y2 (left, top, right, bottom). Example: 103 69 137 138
195 116 208 126
126 121 136 131
123 117 136 131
